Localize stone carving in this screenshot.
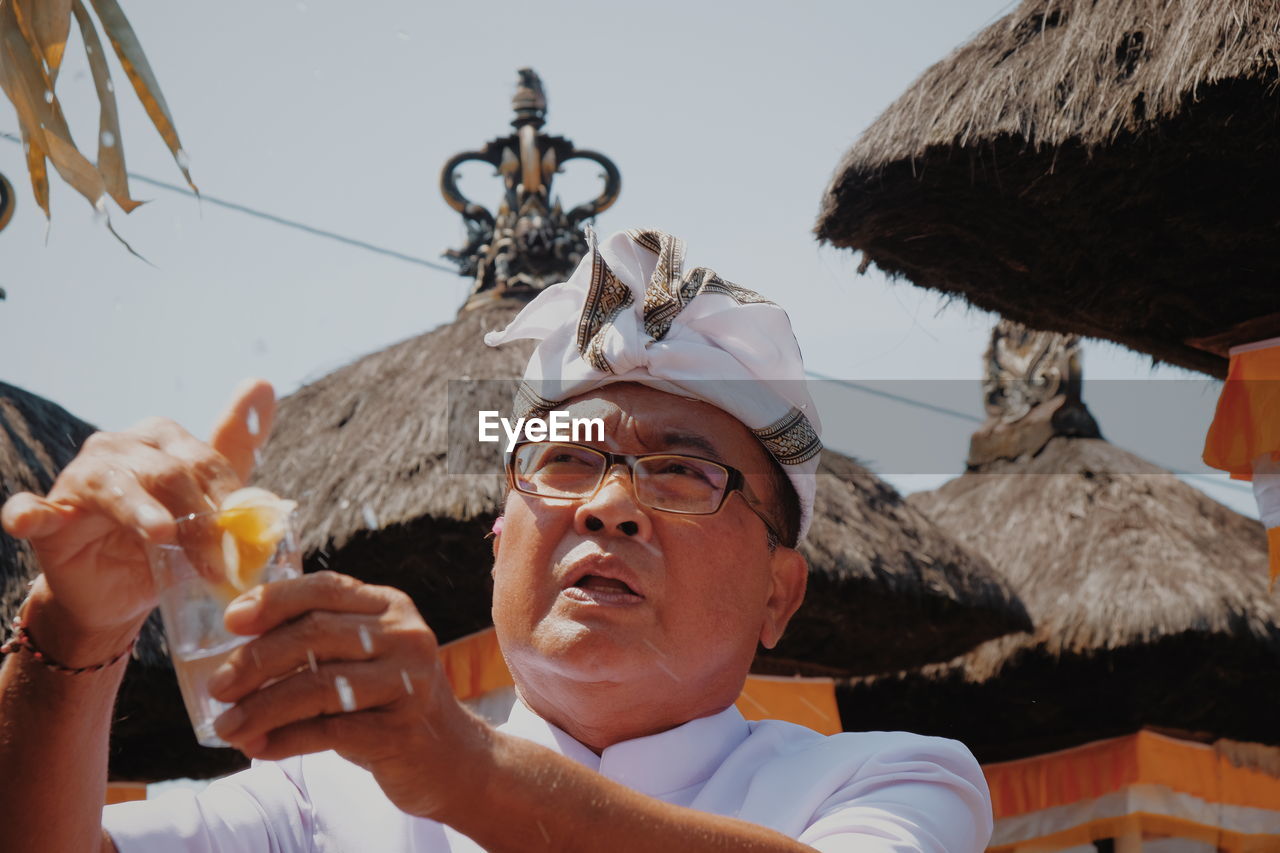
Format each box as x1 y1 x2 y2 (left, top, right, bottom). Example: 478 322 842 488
969 319 1101 467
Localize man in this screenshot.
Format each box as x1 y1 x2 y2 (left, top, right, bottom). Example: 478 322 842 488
0 229 992 851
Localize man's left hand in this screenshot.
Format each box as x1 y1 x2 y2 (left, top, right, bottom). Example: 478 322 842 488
208 571 489 820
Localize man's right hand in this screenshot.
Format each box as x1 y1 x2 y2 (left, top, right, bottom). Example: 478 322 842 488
0 379 276 665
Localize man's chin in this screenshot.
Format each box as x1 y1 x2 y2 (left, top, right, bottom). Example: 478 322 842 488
518 621 662 683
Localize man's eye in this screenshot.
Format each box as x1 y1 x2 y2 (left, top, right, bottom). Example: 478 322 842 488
655 460 712 482
547 453 594 466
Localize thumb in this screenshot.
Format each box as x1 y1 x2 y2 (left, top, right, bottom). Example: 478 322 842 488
2 492 73 541
210 378 276 482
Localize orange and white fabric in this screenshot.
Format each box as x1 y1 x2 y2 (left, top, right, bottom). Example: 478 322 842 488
1203 336 1280 583
984 730 1280 852
1253 454 1280 587
484 228 822 539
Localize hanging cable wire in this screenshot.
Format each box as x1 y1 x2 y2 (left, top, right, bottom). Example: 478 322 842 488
804 369 1253 494
804 369 983 424
0 130 460 274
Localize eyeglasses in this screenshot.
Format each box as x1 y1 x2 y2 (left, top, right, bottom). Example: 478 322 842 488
506 440 782 540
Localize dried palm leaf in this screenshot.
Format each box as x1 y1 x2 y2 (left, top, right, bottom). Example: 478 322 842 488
87 0 195 193
20 128 48 218
0 0 107 208
15 0 70 80
72 0 138 212
0 0 191 244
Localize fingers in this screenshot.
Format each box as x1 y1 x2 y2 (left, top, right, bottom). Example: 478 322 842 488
210 379 275 482
86 464 178 543
209 610 382 703
9 421 248 590
129 418 241 508
31 445 181 546
239 709 401 763
2 492 74 540
11 379 268 558
207 574 447 764
222 571 394 636
64 438 208 540
213 661 411 748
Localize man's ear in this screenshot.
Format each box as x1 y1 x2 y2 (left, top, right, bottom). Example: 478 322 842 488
489 515 505 562
759 546 807 650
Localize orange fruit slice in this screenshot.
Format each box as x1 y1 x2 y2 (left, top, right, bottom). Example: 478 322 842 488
213 487 297 592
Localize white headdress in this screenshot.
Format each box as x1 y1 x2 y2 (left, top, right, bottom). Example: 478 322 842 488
484 228 821 541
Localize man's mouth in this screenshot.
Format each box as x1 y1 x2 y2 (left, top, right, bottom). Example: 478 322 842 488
575 575 637 595
556 543 651 605
562 573 645 605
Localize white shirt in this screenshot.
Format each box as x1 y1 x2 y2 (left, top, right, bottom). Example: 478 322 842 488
104 701 992 852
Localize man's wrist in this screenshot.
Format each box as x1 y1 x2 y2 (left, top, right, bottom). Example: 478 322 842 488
13 580 143 671
426 706 507 825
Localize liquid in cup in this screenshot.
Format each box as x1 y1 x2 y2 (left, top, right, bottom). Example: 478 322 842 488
150 512 301 748
172 639 245 748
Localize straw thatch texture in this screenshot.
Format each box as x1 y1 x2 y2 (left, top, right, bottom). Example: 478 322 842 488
1215 737 1280 778
837 436 1280 762
0 383 246 781
816 0 1280 376
763 450 1031 676
254 300 534 555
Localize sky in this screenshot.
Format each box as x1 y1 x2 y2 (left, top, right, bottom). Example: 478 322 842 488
0 0 1253 516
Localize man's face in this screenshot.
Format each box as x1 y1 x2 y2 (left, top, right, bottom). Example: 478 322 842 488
490 383 806 724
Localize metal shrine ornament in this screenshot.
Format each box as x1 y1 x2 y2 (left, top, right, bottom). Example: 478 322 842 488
440 69 621 304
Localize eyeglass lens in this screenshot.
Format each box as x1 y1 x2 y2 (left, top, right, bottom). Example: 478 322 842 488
513 442 730 514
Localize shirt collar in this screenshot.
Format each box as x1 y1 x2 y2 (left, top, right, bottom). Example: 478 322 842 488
499 699 750 798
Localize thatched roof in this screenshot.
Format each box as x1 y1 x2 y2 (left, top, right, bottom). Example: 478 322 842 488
816 0 1280 376
251 300 533 649
0 383 248 781
765 450 1030 676
254 299 534 553
838 435 1280 761
253 300 1029 676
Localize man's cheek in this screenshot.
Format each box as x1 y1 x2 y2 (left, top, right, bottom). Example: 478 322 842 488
492 562 553 623
678 571 764 629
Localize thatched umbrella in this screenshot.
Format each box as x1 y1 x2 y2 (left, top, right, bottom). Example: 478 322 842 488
769 449 1030 676
0 382 245 781
816 0 1280 376
252 299 1030 678
838 325 1280 763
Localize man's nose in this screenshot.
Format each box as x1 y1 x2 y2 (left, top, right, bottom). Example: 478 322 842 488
574 465 653 539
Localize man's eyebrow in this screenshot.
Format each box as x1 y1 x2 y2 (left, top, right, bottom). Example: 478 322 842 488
655 431 725 461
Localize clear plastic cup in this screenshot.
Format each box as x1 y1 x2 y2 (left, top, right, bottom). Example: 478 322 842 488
149 511 301 747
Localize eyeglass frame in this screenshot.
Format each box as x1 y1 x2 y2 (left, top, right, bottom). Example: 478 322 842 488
504 440 784 543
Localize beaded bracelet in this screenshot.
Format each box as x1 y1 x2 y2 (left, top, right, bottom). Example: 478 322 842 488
0 612 136 675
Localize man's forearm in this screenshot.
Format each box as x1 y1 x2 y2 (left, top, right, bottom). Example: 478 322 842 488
0 593 136 853
440 725 815 853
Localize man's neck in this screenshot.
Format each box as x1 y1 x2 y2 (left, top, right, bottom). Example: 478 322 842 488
512 677 738 754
